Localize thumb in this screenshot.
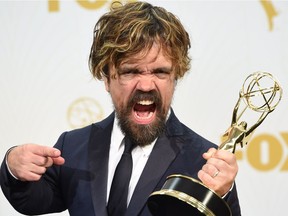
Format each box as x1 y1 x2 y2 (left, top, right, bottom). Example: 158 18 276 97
52 156 65 166
202 148 217 160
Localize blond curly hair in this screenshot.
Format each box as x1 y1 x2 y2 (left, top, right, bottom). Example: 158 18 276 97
89 1 191 80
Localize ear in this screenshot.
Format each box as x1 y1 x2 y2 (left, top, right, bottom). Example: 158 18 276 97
104 77 110 92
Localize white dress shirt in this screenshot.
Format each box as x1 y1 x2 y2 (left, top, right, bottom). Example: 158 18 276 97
107 118 156 205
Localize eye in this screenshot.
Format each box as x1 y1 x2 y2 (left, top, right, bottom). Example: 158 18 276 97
118 69 139 81
119 68 139 75
153 69 171 79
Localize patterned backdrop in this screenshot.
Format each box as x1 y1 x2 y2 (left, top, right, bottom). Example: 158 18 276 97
0 1 287 215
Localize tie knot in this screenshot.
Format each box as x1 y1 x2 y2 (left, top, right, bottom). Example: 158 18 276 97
124 137 135 154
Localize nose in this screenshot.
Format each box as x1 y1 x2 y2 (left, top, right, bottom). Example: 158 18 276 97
136 74 156 92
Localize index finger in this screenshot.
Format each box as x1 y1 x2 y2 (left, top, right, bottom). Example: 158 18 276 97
29 144 61 158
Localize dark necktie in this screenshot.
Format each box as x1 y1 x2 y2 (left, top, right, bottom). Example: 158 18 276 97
107 137 135 216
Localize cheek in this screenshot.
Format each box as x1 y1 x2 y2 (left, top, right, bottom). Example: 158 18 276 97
160 82 175 104
111 90 124 106
109 84 132 108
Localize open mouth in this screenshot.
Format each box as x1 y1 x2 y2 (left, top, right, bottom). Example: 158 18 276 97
133 100 156 124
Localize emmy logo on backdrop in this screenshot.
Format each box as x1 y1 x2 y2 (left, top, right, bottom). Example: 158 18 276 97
67 97 104 129
147 71 283 216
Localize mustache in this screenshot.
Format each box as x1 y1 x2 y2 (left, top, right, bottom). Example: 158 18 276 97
128 90 162 107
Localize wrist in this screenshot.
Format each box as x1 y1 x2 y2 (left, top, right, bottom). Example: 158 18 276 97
5 146 19 180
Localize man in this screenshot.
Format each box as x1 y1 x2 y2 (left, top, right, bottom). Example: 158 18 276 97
0 1 241 216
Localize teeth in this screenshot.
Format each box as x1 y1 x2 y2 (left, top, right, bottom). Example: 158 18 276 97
138 100 153 105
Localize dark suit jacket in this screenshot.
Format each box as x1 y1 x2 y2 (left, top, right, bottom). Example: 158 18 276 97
0 110 241 216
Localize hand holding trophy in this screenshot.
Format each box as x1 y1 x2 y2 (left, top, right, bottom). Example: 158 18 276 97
147 71 283 216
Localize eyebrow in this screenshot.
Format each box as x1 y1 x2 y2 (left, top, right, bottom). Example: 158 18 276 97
118 66 173 74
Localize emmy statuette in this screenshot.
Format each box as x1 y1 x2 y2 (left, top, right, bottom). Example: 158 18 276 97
147 71 282 216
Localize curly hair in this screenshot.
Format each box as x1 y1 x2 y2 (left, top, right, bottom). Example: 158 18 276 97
89 1 191 80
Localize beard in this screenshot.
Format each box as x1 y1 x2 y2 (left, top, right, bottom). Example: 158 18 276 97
115 90 168 147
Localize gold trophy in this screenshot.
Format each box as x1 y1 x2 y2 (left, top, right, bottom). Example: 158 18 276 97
147 71 282 216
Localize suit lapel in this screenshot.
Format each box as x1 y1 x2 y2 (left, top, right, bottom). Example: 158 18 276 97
87 110 184 215
88 113 115 216
126 110 184 215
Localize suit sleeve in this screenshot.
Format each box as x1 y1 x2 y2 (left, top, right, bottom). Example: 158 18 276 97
223 183 242 216
0 133 68 215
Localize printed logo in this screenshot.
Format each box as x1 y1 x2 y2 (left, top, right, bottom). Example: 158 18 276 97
235 132 288 171
67 97 104 129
